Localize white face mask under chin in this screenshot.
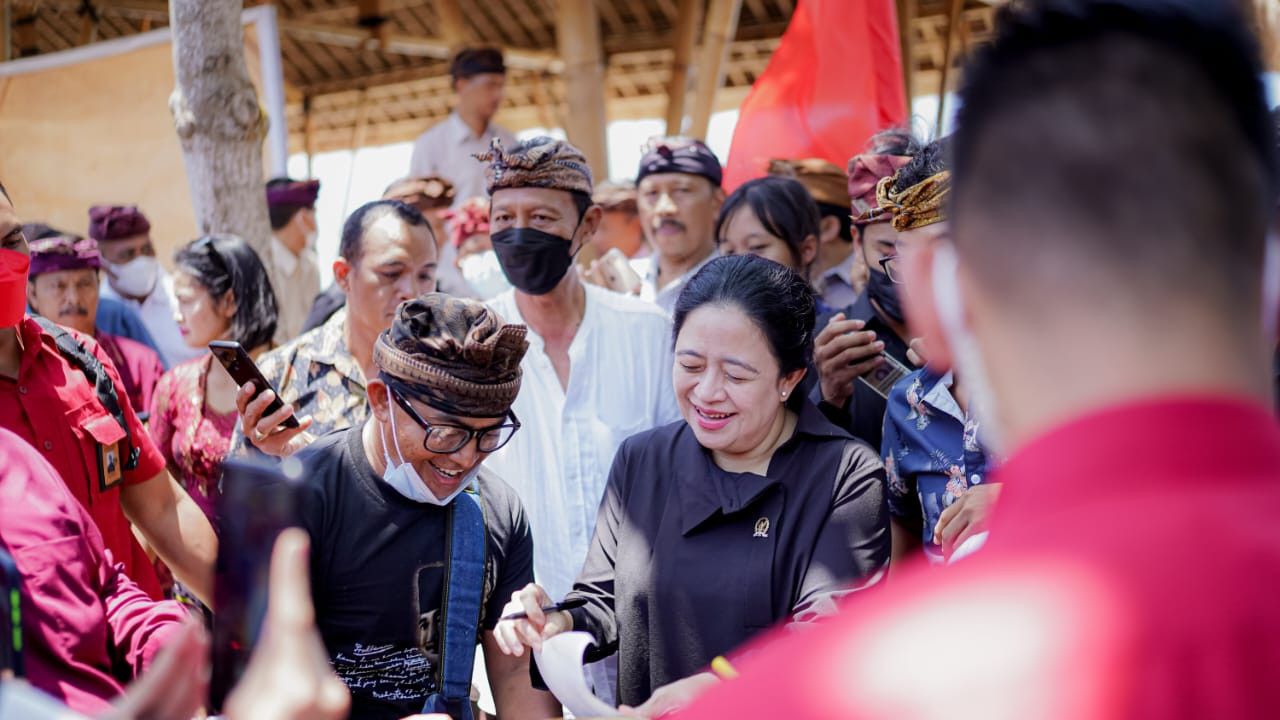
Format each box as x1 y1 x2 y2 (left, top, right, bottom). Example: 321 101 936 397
932 244 1006 456
379 391 475 506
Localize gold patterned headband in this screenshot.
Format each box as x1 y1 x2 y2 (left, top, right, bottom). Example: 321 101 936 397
870 170 951 231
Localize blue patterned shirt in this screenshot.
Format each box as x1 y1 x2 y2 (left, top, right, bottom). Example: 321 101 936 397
881 367 993 563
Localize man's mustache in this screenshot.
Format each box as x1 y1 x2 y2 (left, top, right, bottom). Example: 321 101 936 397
652 219 686 233
58 306 90 317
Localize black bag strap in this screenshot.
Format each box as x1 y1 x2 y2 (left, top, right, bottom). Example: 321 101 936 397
33 317 139 471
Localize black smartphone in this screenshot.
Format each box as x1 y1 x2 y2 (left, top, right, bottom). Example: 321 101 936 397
208 340 300 429
209 456 304 710
0 548 23 679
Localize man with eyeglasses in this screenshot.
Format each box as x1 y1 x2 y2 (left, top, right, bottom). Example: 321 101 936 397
295 293 558 720
871 140 999 568
810 130 921 453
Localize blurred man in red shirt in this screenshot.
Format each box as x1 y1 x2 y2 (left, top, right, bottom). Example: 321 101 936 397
0 426 187 715
672 1 1280 718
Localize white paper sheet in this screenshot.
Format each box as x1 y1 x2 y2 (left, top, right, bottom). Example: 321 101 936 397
533 631 620 718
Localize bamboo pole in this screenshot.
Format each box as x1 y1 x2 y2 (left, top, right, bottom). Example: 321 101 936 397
2 0 11 62
896 0 916 117
435 0 469 49
664 0 703 135
556 0 608 179
303 95 316 178
689 0 742 140
934 0 963 133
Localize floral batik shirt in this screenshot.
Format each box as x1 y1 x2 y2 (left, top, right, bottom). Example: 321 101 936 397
881 367 993 564
229 307 368 456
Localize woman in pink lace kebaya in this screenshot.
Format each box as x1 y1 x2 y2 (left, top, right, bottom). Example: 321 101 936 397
148 235 278 595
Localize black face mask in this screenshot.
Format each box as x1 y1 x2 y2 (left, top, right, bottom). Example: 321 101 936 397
490 225 582 296
866 266 905 324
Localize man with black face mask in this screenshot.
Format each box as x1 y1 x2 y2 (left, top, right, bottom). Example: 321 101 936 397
810 131 924 451
476 137 681 703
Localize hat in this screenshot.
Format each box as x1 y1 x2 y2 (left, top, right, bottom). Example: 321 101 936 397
767 158 849 209
592 180 638 214
266 179 320 208
478 137 594 197
28 234 102 277
872 171 952 231
88 205 151 242
374 293 529 417
847 153 912 224
444 198 491 248
383 176 456 211
451 47 506 80
636 136 723 187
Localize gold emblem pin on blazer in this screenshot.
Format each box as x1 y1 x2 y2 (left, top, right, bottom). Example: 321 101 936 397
753 517 770 538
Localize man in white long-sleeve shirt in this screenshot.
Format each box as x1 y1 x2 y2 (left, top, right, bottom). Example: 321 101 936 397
476 137 680 702
409 48 516 209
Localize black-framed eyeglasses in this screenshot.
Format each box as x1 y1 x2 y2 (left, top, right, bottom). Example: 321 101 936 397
878 255 904 284
387 382 521 454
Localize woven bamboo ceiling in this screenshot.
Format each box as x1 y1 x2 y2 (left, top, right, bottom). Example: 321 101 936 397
6 0 1004 154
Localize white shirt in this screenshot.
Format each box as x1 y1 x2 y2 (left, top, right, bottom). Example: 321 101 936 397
484 284 681 603
100 268 204 367
409 112 516 207
630 249 717 315
269 235 321 344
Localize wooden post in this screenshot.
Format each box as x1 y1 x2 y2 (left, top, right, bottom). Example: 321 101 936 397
689 0 742 140
303 95 316 178
2 0 11 62
665 0 702 135
1251 0 1279 71
168 0 272 256
435 0 470 49
556 0 608 180
934 0 963 133
896 0 916 117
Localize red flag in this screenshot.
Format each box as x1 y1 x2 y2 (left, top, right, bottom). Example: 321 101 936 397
722 0 907 191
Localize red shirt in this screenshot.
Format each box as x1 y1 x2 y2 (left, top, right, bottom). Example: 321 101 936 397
675 396 1280 720
0 316 166 598
0 427 185 715
96 332 165 423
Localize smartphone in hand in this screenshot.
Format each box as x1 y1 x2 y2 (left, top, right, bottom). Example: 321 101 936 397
0 548 22 680
599 248 643 295
858 350 914 399
209 340 300 429
209 456 304 710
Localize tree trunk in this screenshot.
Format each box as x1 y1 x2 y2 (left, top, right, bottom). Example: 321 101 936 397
169 0 272 258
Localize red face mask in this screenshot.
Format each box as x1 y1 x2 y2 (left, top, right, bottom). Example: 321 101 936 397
0 248 30 327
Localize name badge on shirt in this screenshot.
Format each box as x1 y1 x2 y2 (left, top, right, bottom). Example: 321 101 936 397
98 441 124 491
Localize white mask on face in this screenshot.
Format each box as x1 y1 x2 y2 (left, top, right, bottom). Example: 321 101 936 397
932 244 1006 455
105 255 159 298
379 387 475 506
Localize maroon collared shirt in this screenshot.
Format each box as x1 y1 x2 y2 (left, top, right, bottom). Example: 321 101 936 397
0 316 166 598
96 331 164 422
0 427 185 715
674 396 1280 720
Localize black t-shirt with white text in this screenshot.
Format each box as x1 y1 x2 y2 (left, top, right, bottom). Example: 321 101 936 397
297 427 534 720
